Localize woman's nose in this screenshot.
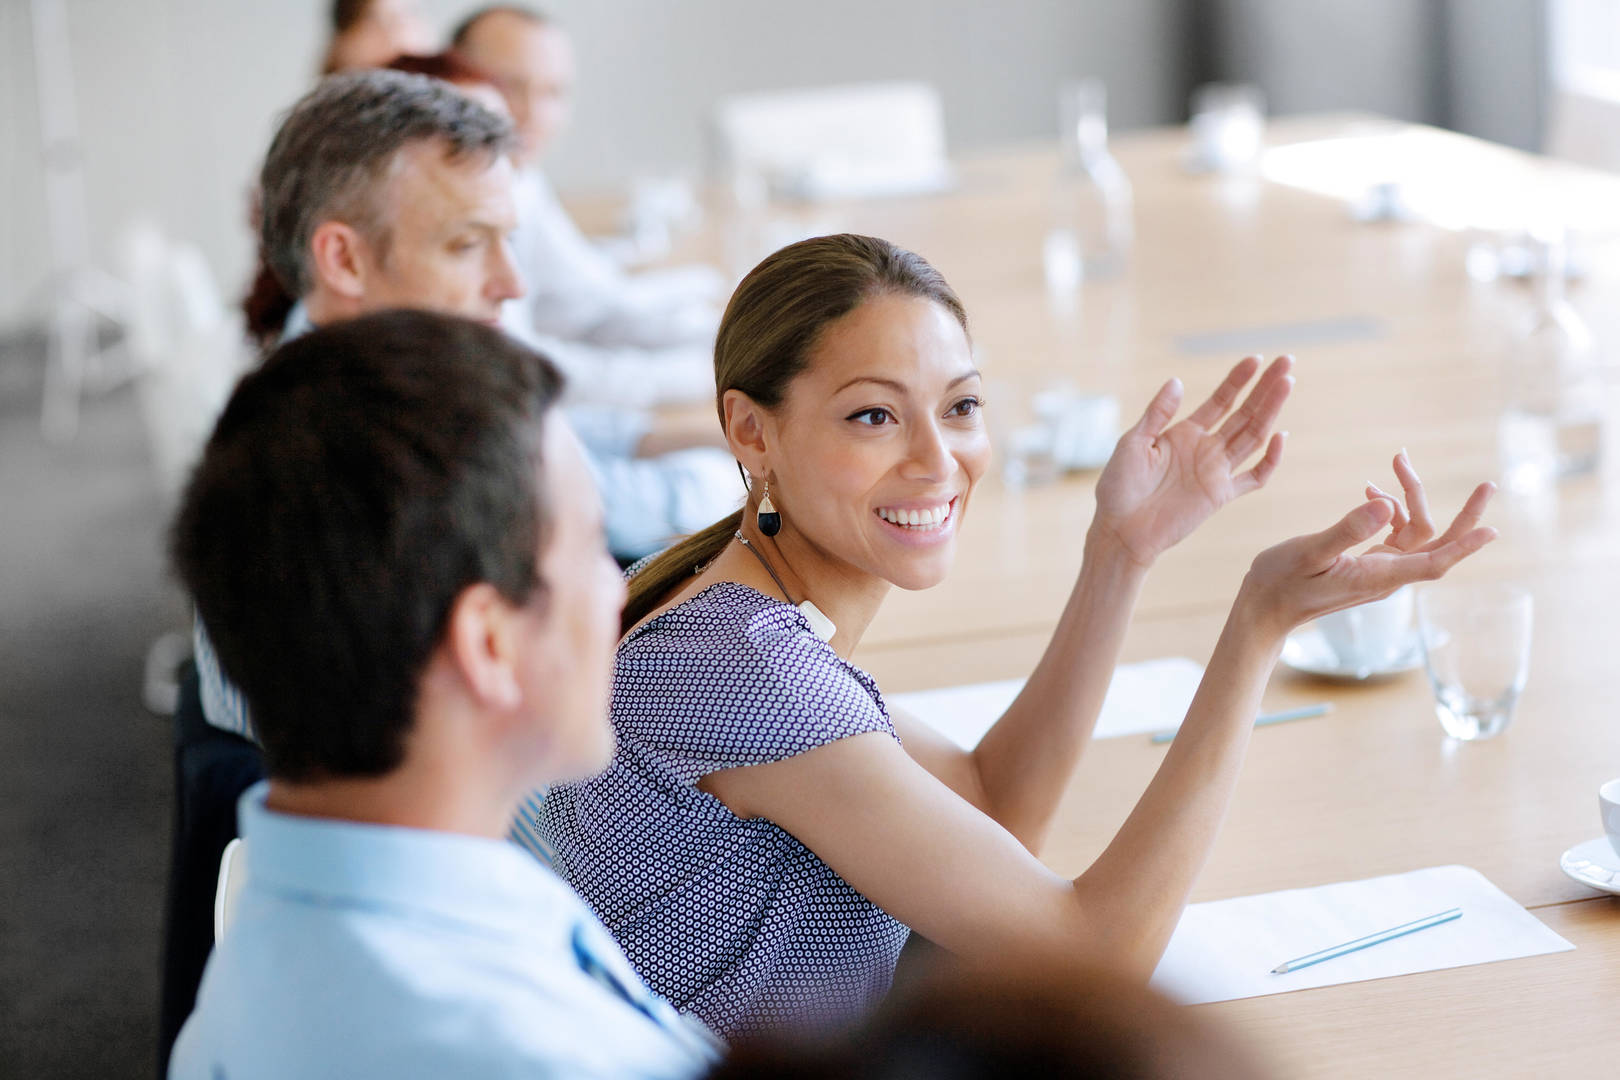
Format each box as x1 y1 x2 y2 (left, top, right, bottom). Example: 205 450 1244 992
901 418 954 481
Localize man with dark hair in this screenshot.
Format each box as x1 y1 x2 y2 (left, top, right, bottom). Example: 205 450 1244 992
167 310 718 1078
161 67 733 1065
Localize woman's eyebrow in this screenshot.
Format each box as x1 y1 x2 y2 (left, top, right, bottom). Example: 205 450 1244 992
834 370 982 395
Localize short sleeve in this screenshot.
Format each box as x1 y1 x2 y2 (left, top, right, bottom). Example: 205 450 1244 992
613 586 894 787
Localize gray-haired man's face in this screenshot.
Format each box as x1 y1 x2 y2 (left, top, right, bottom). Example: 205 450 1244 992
350 141 525 325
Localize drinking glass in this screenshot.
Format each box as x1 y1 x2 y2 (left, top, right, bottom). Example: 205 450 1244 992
1048 79 1132 283
1415 585 1533 741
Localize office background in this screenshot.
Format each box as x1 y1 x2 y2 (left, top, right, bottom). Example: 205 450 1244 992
0 1 1599 1076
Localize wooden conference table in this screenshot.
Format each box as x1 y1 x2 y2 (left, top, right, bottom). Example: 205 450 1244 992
600 116 1620 1076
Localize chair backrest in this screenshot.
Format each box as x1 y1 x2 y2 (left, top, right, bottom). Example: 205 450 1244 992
119 222 252 508
713 81 952 201
213 837 247 942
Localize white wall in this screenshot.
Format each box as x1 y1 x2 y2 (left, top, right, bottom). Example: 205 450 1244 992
0 0 1186 333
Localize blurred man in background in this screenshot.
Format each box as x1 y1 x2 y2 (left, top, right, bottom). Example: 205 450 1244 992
321 0 435 74
454 5 727 353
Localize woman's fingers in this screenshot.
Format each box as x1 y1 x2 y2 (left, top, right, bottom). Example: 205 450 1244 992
1379 525 1498 585
1232 431 1287 497
1185 354 1262 430
1305 498 1396 566
1365 482 1410 534
1431 481 1497 547
1392 451 1436 541
1216 358 1294 461
1130 377 1184 439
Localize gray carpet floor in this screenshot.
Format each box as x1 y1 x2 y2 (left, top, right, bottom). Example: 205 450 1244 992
1 334 187 1078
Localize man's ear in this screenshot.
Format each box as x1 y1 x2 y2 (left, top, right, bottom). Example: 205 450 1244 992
443 583 523 711
307 220 369 301
721 388 773 479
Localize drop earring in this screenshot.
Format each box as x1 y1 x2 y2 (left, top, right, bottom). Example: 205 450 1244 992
757 477 782 536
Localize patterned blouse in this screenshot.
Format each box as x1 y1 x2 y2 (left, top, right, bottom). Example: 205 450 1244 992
541 581 910 1040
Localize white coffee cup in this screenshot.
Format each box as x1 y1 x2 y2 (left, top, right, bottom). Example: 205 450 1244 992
1316 586 1415 673
1600 778 1620 861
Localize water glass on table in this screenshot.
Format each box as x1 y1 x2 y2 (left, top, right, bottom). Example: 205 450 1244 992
1415 584 1533 741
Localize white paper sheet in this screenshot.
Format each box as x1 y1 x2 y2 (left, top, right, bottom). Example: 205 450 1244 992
885 657 1205 750
1150 865 1574 1005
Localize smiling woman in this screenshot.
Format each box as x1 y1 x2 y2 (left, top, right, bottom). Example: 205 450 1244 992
540 233 1499 1041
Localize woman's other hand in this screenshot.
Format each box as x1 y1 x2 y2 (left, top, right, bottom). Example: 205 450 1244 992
1237 469 1497 642
1091 355 1293 568
1364 450 1496 558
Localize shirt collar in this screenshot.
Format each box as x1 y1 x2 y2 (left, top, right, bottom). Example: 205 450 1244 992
235 780 582 941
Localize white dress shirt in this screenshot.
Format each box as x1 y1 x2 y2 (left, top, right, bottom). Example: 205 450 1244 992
510 167 722 351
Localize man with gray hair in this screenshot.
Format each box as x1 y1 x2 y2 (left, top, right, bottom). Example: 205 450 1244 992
259 66 524 330
195 68 734 745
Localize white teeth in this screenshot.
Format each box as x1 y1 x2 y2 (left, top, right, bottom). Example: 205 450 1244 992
877 502 952 528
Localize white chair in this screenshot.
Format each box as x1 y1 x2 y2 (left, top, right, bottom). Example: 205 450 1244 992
713 81 953 201
213 837 247 942
118 222 252 507
119 222 253 714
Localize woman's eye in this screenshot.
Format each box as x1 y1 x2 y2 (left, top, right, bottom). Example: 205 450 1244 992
450 238 479 254
948 396 983 418
849 407 893 427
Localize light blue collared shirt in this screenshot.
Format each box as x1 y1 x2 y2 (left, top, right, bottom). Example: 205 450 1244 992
169 782 721 1079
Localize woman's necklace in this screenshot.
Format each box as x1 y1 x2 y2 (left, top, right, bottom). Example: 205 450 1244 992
732 531 837 643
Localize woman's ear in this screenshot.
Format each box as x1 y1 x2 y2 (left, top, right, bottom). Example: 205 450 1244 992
443 583 524 711
722 388 771 478
307 220 369 301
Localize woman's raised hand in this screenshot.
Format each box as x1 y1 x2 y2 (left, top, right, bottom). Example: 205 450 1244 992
1363 451 1496 559
1238 460 1497 641
1091 355 1293 568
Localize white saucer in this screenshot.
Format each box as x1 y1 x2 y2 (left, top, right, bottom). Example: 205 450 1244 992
1279 626 1423 682
1560 837 1620 896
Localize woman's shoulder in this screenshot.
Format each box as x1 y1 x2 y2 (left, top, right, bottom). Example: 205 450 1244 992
614 581 889 745
621 580 822 662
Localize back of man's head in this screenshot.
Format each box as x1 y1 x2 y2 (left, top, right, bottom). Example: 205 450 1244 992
171 310 562 782
259 69 513 300
450 4 549 51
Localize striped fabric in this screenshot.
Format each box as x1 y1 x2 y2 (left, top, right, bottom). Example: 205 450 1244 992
507 787 557 865
193 618 256 742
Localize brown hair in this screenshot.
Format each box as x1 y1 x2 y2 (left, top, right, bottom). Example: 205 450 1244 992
322 0 381 75
620 233 968 632
713 958 1274 1080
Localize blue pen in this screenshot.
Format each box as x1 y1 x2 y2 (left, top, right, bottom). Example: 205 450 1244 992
1271 907 1464 975
1150 702 1333 744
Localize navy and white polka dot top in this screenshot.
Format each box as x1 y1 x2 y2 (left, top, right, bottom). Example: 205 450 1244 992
540 581 909 1040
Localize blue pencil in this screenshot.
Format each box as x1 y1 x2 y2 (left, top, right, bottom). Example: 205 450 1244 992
1271 907 1464 975
1149 702 1333 744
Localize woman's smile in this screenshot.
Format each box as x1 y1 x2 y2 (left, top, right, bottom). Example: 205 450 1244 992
873 495 961 543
